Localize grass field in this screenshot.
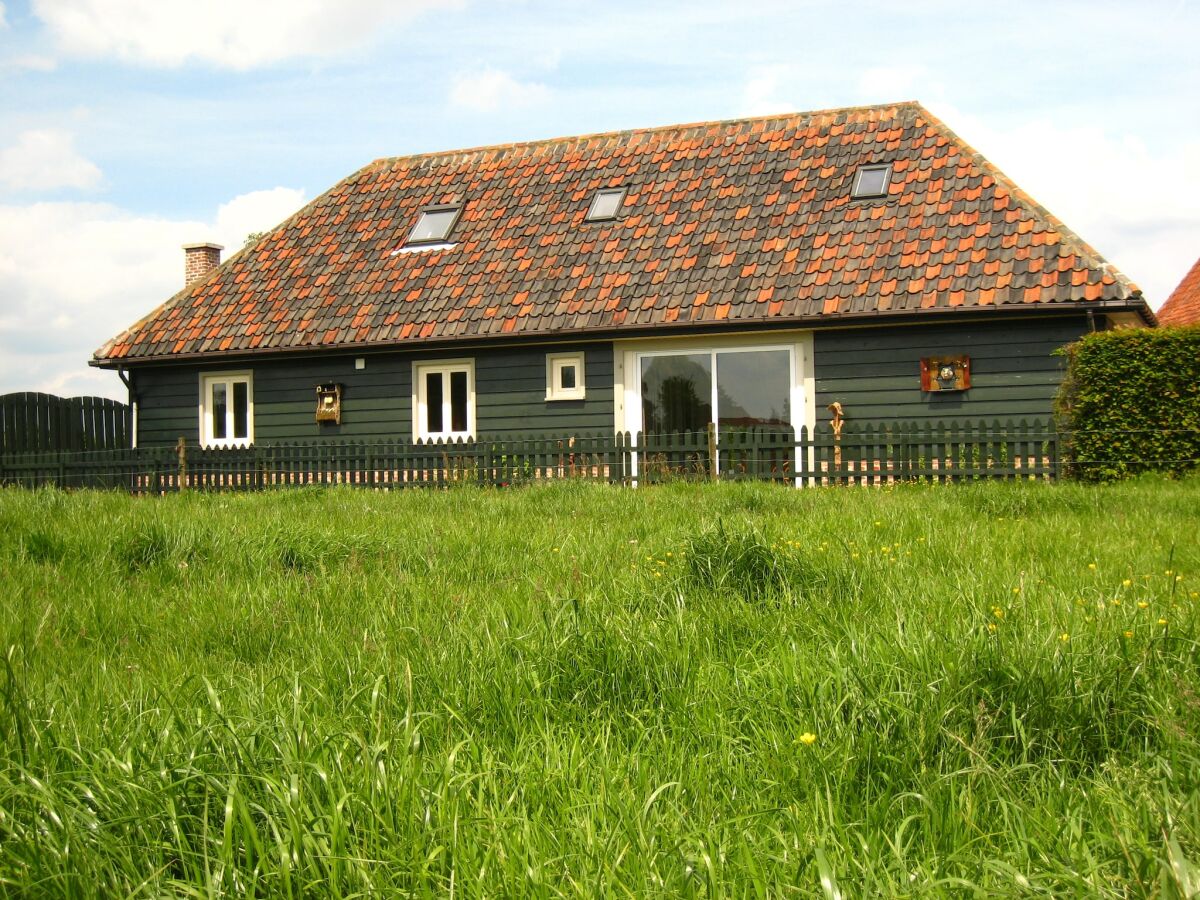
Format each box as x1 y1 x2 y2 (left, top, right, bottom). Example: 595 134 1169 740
1 478 1199 897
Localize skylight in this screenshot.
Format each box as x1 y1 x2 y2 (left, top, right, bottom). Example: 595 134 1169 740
851 164 892 199
585 187 625 221
406 205 461 245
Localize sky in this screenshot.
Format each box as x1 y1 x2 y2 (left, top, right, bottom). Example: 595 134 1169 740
0 0 1198 401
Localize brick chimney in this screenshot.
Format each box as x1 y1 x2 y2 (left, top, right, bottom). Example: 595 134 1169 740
183 242 223 285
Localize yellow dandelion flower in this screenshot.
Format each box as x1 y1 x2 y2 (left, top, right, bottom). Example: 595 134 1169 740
987 623 997 633
552 548 560 553
1111 599 1122 607
874 521 882 527
1012 587 1021 595
1124 631 1133 639
1088 563 1097 570
1191 592 1198 599
1122 579 1132 587
1158 618 1167 626
1176 575 1184 582
799 732 817 746
1059 633 1070 642
1137 601 1149 609
1166 570 1174 576
666 552 673 557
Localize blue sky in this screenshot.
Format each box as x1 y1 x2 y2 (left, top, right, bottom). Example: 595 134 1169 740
1 0 1198 399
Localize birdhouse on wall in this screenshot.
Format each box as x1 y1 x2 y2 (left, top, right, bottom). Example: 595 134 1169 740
920 356 970 392
315 383 343 424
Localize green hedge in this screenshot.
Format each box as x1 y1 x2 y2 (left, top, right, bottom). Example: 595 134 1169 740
1055 325 1200 480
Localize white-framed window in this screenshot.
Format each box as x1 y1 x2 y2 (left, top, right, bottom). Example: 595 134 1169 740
585 187 626 222
406 204 462 246
545 352 586 401
199 371 253 447
413 359 475 440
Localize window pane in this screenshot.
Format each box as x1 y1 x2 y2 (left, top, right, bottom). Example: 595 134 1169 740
450 370 468 432
426 372 443 433
853 165 890 197
232 381 249 440
409 208 458 243
211 381 227 439
587 189 623 220
640 354 712 434
716 350 790 429
559 364 576 390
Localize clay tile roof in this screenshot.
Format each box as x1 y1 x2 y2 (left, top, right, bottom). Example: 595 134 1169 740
1158 256 1200 325
93 101 1148 365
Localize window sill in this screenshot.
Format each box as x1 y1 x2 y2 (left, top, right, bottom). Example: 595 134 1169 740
545 391 586 402
391 242 457 255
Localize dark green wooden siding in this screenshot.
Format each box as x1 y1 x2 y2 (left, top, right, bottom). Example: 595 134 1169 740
814 316 1088 423
131 316 1088 446
132 343 614 447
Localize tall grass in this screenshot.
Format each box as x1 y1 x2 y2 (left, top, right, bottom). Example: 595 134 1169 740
0 478 1198 896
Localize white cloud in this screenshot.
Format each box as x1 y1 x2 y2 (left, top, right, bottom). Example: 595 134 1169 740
214 187 308 248
739 65 795 117
0 2 8 28
1 53 57 72
0 130 102 192
857 65 933 102
30 0 456 69
448 68 550 112
0 186 307 399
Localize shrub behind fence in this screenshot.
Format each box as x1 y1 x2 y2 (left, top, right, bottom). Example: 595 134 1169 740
1056 325 1200 480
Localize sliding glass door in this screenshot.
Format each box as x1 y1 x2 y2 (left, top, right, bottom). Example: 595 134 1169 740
638 347 792 434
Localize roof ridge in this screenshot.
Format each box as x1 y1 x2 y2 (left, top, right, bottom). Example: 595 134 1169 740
367 101 922 170
913 103 1142 299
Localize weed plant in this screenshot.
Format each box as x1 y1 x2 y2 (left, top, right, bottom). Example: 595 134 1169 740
0 478 1198 896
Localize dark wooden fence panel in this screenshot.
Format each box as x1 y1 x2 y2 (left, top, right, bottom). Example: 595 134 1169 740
0 392 131 453
0 420 1064 492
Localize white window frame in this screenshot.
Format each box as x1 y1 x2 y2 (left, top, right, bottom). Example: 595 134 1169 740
412 359 475 441
545 352 586 401
198 371 254 448
585 187 626 221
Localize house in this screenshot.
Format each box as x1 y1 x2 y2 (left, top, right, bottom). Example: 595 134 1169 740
91 102 1152 449
1158 256 1200 325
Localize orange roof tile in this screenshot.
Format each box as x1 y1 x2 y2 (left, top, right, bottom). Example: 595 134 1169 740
94 102 1147 364
1158 256 1200 325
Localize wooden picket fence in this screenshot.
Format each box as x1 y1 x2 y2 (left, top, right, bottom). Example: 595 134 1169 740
0 392 130 453
0 419 1060 492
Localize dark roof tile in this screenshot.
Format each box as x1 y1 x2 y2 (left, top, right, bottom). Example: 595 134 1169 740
95 102 1143 363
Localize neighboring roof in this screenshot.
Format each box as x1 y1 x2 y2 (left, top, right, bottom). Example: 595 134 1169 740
94 102 1147 365
1158 257 1200 325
